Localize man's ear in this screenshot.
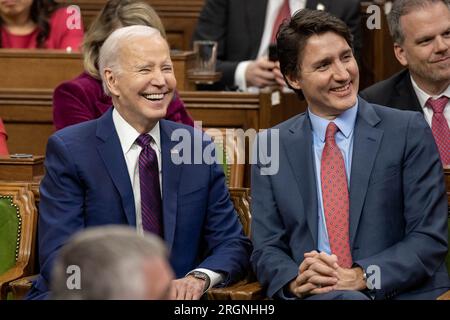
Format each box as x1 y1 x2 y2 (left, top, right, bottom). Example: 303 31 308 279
393 43 408 67
104 68 120 96
285 73 302 90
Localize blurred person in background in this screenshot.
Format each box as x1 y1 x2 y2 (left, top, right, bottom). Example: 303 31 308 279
0 0 84 50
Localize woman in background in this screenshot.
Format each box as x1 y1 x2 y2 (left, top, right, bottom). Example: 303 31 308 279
0 0 84 50
53 0 194 130
0 118 8 155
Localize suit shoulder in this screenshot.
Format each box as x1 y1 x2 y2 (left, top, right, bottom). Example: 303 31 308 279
359 70 409 102
370 102 423 127
52 117 98 144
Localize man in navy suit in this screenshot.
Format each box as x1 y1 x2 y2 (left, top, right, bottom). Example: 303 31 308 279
28 25 251 300
251 9 449 300
193 0 362 91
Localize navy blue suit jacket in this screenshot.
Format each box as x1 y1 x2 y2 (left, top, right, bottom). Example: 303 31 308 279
28 108 251 299
251 98 450 299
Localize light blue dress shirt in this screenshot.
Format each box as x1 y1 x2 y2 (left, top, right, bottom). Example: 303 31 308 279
308 102 358 255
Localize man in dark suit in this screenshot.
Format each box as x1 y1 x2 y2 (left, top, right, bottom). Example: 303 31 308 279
360 0 450 165
193 0 362 91
251 9 450 300
28 25 251 300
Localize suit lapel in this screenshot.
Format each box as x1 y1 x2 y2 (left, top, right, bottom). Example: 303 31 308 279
348 99 383 247
159 120 182 251
283 114 319 247
246 0 268 58
96 108 136 226
394 71 422 113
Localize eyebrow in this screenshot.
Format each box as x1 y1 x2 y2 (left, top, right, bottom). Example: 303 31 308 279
415 28 450 44
311 49 352 67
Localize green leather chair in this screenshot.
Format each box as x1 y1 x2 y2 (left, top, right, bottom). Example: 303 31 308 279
0 183 37 300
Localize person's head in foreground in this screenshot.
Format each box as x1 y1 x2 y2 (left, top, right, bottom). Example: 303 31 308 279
50 225 174 300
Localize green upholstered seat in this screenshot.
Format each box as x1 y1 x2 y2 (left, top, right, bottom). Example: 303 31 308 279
0 196 21 276
0 183 37 300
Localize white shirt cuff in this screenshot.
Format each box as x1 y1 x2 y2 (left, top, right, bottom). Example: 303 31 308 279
234 60 252 92
188 268 225 291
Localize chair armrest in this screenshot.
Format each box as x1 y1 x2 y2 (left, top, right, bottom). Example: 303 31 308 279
437 290 450 300
7 274 36 300
229 281 264 300
0 267 26 299
207 279 264 300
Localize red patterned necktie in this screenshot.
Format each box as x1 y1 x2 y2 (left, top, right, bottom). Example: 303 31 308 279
426 96 450 166
271 0 291 44
136 134 163 237
321 122 353 268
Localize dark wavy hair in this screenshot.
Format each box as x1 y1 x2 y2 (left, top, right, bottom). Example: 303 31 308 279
0 0 59 48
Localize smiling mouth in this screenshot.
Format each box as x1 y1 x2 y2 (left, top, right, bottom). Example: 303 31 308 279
330 82 352 95
432 56 450 63
142 92 168 101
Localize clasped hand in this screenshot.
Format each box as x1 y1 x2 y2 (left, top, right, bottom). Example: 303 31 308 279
288 251 366 299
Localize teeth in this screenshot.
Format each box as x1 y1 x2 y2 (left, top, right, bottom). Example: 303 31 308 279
144 93 164 100
332 84 350 92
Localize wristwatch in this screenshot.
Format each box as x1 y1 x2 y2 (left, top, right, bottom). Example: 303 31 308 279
187 271 211 292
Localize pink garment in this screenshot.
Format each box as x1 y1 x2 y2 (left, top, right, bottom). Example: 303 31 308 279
53 72 195 130
0 118 9 155
1 7 84 51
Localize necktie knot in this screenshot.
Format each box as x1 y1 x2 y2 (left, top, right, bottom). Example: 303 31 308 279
325 122 339 141
426 96 449 114
136 134 153 148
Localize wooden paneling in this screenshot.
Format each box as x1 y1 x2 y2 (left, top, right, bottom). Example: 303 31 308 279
0 50 83 90
56 0 205 51
0 49 197 92
360 1 403 90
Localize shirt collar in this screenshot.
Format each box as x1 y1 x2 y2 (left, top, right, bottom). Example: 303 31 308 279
112 108 161 155
308 101 359 143
410 75 450 110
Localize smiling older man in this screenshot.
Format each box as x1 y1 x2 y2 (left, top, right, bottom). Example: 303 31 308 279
27 25 251 300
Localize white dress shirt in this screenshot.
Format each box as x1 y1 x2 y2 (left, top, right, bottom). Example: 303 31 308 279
234 0 306 91
112 108 223 290
410 76 450 128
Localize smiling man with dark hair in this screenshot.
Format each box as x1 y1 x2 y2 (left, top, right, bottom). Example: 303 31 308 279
251 9 450 300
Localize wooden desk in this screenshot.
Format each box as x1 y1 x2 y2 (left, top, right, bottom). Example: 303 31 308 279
0 88 306 156
0 49 197 91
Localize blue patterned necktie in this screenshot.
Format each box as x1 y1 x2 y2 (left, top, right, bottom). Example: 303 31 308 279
136 134 163 237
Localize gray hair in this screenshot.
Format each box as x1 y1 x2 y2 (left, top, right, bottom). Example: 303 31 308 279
98 25 162 95
387 0 450 44
50 225 167 300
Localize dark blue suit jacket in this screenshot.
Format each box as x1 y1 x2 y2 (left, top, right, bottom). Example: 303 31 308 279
28 108 251 299
251 98 450 299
